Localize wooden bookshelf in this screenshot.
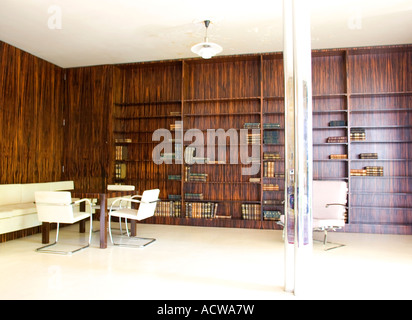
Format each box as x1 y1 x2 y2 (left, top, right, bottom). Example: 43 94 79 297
109 45 412 234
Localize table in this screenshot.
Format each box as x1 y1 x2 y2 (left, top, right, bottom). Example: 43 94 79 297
41 190 137 249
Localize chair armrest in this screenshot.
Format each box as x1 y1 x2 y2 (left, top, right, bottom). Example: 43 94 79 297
72 198 93 211
110 197 159 209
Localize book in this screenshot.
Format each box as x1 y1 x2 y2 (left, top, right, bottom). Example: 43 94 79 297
263 184 280 191
327 136 347 143
264 152 281 160
263 123 281 129
330 154 348 159
365 166 384 176
241 203 261 220
359 153 378 159
350 169 367 176
263 210 281 221
243 122 260 129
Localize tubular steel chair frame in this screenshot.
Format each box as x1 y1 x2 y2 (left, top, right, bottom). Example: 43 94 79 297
35 191 93 255
108 189 159 248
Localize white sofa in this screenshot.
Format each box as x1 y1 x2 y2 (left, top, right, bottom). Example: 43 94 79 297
0 181 74 235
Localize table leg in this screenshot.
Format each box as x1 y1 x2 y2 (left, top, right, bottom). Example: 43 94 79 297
79 201 86 233
42 222 50 244
130 199 136 236
99 193 107 249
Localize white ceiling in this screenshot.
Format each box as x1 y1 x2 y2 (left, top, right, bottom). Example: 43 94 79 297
1 0 411 68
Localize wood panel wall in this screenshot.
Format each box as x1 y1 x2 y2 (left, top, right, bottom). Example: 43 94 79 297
0 41 64 184
63 65 114 191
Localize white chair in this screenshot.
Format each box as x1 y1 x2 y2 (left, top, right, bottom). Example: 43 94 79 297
278 180 347 250
312 180 347 250
34 191 93 255
108 189 160 248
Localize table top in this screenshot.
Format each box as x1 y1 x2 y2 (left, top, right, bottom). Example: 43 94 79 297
71 190 137 198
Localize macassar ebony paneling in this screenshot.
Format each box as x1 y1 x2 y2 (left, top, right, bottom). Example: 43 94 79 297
348 49 411 93
63 65 114 191
184 57 261 100
0 41 64 184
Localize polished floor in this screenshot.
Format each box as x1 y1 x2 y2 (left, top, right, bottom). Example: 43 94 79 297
0 223 411 300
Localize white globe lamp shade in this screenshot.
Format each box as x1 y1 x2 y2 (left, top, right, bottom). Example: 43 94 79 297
191 42 223 59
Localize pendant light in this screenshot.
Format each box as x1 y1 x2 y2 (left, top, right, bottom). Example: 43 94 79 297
191 20 223 59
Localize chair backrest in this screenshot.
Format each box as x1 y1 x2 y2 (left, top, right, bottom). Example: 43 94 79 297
136 189 160 221
35 191 75 224
313 180 347 220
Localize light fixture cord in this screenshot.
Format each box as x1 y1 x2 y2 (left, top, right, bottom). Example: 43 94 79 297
204 20 210 42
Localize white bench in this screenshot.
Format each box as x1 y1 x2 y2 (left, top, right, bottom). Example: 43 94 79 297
0 181 74 235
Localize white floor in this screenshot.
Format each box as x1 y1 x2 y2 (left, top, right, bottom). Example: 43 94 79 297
0 223 411 300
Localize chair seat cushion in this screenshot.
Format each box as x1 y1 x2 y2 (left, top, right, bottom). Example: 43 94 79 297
70 212 91 224
313 218 345 229
0 203 37 219
110 208 139 220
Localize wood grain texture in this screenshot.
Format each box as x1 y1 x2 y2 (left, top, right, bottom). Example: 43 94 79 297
63 65 114 192
0 41 64 184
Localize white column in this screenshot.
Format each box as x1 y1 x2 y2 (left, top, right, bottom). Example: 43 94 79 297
283 0 313 296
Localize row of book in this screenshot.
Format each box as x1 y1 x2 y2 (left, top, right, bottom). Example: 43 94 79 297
168 174 181 181
185 202 218 219
184 166 208 182
154 201 181 217
264 152 281 160
263 161 284 178
115 145 128 161
365 166 384 176
263 131 279 144
329 153 379 160
115 163 126 179
115 138 132 143
263 210 281 221
350 166 384 176
263 184 280 191
243 123 281 129
329 120 347 127
187 173 208 182
263 199 284 205
247 133 260 145
351 128 366 141
241 203 261 220
184 193 203 200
